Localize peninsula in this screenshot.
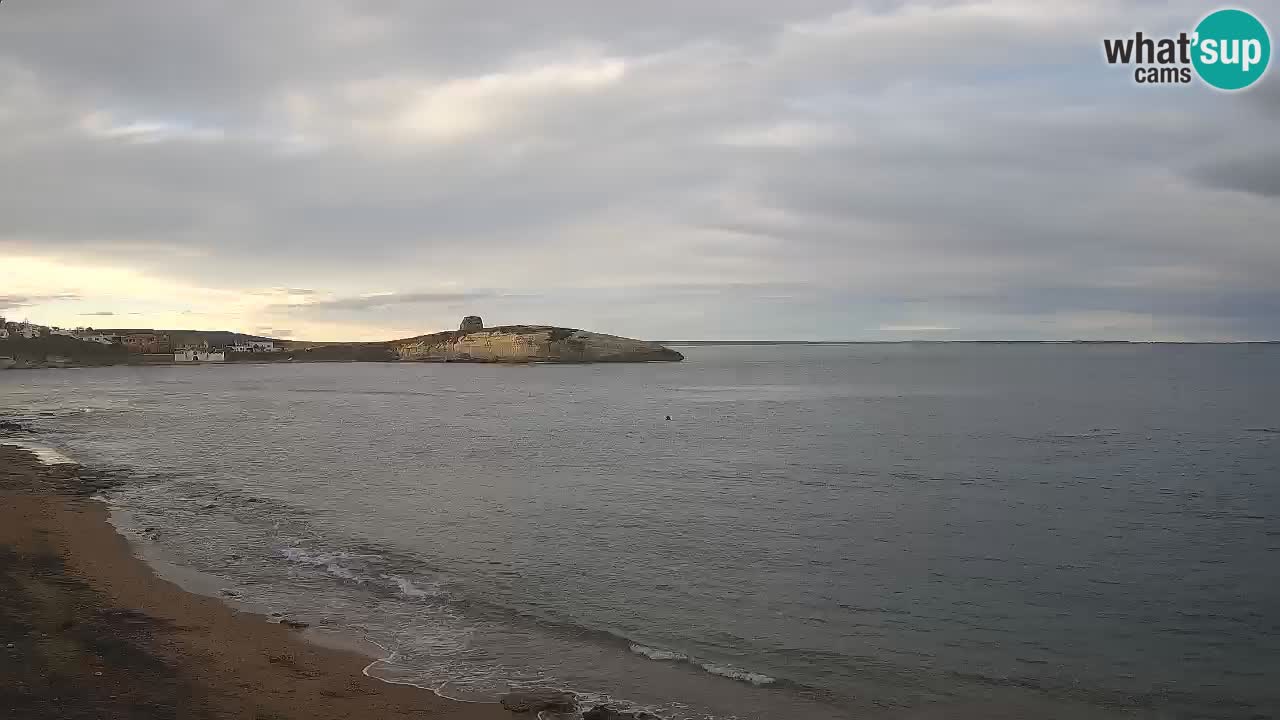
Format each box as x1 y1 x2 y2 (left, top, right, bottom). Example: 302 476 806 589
0 316 684 368
387 316 684 363
287 316 683 363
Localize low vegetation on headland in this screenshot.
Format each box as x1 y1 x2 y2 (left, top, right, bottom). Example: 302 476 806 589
0 316 683 369
0 335 129 369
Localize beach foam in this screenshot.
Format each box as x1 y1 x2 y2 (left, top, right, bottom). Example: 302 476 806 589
281 547 371 583
628 643 776 687
699 663 776 686
628 644 688 662
2 440 77 465
385 574 442 599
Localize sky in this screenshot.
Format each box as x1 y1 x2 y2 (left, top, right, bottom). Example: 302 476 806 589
1 1 1277 342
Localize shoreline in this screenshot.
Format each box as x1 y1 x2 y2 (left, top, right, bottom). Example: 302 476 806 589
0 443 514 720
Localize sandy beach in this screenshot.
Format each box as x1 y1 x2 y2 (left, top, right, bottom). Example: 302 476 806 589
0 444 513 720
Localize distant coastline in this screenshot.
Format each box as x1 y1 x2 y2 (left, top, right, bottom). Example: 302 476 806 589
5 315 1273 372
1 315 683 369
664 339 1279 345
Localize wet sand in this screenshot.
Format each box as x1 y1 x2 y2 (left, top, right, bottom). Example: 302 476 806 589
0 444 512 720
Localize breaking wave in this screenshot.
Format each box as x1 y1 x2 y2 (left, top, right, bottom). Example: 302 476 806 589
628 644 776 686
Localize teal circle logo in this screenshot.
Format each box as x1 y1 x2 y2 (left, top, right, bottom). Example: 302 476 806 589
1192 9 1271 90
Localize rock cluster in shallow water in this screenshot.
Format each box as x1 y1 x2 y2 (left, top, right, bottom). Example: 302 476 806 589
498 688 577 713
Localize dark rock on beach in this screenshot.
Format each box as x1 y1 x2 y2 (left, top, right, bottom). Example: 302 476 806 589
0 416 37 433
499 688 578 713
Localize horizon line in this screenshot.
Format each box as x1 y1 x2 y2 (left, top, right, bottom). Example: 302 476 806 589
659 339 1280 345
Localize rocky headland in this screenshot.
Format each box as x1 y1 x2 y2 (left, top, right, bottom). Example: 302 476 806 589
389 316 684 363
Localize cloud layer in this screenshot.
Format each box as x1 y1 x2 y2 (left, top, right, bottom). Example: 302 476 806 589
1 1 1277 340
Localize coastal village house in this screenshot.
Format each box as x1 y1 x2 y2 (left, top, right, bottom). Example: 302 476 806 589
73 330 121 345
11 322 42 339
1 319 285 365
229 340 275 353
120 332 172 354
2 320 61 340
0 318 35 341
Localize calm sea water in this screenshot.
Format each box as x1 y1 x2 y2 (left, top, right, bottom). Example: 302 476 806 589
2 344 1278 719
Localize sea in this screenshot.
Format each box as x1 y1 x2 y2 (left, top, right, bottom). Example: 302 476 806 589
2 343 1278 719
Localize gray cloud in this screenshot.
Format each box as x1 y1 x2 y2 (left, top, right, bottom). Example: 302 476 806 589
1 1 1277 340
283 291 502 313
0 294 82 310
1189 151 1280 199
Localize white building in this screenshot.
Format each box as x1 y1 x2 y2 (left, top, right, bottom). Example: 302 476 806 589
15 322 41 339
74 331 119 345
175 349 226 363
229 340 275 353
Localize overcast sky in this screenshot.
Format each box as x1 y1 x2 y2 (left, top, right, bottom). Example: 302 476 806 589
2 1 1277 341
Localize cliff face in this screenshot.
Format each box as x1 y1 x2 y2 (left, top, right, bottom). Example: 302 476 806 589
392 321 683 363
